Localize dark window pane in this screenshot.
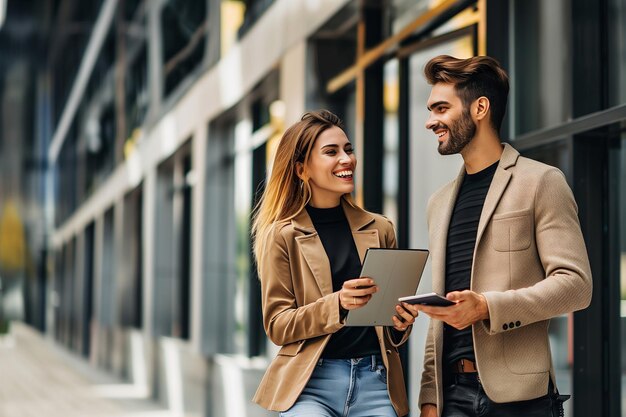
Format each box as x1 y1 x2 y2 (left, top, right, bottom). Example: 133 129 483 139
161 0 207 95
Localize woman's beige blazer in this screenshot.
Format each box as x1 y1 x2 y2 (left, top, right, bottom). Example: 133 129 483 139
419 144 593 413
253 200 410 416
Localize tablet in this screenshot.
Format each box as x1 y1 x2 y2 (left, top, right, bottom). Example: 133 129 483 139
345 248 429 326
398 292 455 307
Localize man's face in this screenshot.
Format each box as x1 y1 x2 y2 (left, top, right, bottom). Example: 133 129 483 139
425 83 476 155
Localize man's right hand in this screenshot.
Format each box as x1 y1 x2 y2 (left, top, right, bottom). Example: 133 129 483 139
420 404 437 417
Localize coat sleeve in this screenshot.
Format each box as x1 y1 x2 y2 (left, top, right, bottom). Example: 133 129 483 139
481 168 593 335
260 226 344 347
418 319 438 408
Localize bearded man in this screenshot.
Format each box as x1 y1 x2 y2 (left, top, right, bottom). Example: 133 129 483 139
415 55 592 417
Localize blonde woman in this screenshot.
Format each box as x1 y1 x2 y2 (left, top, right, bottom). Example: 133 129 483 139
252 110 418 417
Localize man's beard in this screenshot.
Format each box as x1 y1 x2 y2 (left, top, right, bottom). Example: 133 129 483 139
436 109 476 155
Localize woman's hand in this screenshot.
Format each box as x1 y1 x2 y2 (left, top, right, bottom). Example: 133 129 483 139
339 278 378 310
392 302 419 332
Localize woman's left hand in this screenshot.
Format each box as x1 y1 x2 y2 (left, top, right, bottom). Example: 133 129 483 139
392 302 419 332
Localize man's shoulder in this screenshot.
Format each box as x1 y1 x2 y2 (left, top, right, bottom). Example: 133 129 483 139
512 155 565 182
430 178 457 203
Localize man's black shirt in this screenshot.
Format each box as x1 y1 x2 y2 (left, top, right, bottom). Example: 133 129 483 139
443 161 498 366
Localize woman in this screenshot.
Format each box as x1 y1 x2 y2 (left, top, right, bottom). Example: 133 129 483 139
252 110 418 417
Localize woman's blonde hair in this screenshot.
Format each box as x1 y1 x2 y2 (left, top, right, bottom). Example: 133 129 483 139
251 109 356 263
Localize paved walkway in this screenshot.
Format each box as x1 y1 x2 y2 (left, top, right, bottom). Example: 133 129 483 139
0 323 175 417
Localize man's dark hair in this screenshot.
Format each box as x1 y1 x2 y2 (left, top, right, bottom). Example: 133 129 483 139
424 55 509 133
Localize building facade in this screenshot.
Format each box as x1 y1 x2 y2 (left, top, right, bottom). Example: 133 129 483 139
21 0 626 416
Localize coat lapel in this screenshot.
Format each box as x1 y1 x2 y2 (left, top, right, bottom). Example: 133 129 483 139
474 144 518 248
292 210 333 296
342 200 379 263
291 199 379 297
430 170 464 295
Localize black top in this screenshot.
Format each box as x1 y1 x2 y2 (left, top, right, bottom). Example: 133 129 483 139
443 161 498 366
306 205 380 359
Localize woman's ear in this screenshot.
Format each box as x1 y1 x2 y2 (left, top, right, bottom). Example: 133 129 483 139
295 162 305 180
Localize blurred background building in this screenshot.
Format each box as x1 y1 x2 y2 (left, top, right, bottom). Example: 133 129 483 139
0 0 625 416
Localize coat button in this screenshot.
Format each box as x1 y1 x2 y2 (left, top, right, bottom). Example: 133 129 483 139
502 324 508 330
515 321 521 327
509 322 515 329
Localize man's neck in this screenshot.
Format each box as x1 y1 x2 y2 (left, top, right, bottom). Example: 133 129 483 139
460 132 503 174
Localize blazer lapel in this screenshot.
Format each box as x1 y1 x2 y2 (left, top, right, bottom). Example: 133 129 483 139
430 170 464 295
474 144 518 248
342 200 379 263
292 199 383 296
292 211 333 296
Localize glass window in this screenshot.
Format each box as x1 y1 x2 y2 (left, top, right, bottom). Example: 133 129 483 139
153 153 191 340
204 119 237 354
233 119 253 353
510 0 572 136
383 59 399 225
204 111 271 356
100 208 116 328
221 0 276 44
82 222 96 357
161 0 207 95
125 44 149 144
390 0 430 35
608 0 626 107
618 135 626 415
121 188 143 329
389 0 477 37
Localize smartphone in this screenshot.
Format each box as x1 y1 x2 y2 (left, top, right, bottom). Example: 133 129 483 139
398 292 455 307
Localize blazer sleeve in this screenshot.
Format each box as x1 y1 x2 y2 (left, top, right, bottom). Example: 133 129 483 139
260 226 344 347
419 319 438 407
481 168 593 335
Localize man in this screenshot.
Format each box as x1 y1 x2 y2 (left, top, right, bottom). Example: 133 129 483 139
415 55 592 417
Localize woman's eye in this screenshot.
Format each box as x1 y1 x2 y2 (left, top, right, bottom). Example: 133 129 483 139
345 148 354 154
326 150 336 155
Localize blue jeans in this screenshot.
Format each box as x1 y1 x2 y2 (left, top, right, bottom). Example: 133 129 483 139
280 354 397 417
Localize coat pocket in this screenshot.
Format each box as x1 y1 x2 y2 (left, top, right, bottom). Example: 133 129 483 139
492 209 532 252
503 321 550 374
276 340 305 357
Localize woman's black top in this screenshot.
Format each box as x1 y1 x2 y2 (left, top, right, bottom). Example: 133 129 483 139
306 204 380 359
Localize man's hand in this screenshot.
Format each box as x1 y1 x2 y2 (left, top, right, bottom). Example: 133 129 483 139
420 404 437 417
415 290 489 330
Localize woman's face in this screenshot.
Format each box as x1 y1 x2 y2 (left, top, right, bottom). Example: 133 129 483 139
303 126 356 208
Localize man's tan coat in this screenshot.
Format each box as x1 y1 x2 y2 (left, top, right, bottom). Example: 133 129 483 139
253 200 410 415
419 144 592 413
